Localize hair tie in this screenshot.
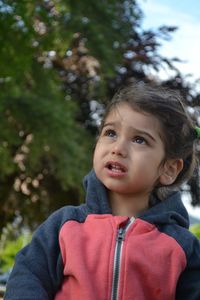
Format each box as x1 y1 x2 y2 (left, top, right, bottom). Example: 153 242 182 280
195 126 200 139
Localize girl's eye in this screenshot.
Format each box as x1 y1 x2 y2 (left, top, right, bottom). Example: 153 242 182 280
133 136 147 144
104 129 116 138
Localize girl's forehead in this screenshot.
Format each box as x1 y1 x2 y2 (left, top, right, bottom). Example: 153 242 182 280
105 103 157 124
103 103 164 138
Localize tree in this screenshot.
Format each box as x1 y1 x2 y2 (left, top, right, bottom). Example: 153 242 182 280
0 0 95 229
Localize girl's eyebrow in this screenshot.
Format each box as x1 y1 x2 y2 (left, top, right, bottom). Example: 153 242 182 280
101 122 116 129
133 128 156 142
102 122 157 142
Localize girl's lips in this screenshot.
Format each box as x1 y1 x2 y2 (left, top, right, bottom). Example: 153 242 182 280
105 161 127 177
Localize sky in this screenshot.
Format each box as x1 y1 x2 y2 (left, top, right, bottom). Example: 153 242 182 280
139 0 200 82
139 0 200 221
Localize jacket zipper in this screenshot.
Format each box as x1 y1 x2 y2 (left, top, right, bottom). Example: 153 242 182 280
111 217 135 300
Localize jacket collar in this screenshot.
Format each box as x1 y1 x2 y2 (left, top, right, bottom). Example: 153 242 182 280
83 169 111 214
83 169 189 228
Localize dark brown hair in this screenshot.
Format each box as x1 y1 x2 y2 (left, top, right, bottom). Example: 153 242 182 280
100 82 197 190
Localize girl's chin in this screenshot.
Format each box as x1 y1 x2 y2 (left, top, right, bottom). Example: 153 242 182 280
104 183 130 194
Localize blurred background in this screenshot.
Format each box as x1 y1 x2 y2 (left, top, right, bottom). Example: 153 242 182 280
0 0 200 293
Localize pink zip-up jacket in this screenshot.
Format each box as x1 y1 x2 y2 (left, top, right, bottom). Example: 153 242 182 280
5 170 200 299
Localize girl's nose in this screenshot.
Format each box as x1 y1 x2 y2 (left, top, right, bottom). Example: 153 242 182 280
111 139 127 158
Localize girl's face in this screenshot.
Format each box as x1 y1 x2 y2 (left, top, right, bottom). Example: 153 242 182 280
93 103 170 199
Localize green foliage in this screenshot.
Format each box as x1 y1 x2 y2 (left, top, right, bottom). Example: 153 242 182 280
190 224 200 240
0 217 32 272
0 232 32 272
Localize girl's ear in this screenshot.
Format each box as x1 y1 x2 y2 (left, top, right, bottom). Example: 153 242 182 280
159 158 183 186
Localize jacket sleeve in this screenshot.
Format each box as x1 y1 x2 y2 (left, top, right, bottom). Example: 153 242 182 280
4 209 65 300
176 236 200 300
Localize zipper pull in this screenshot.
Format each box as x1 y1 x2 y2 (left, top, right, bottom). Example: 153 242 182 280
117 218 134 242
117 227 125 242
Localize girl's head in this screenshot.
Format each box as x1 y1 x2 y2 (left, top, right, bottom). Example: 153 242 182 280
95 82 197 197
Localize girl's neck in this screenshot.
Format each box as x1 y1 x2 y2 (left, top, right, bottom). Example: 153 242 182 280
109 191 150 218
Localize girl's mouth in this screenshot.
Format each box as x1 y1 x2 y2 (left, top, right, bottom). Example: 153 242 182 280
105 161 127 174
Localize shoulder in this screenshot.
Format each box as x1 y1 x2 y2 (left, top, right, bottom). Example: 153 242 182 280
34 204 88 237
50 203 87 222
159 223 200 260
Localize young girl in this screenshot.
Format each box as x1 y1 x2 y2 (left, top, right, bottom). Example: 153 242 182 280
5 82 200 299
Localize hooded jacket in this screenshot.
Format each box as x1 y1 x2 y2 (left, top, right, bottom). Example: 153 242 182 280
5 170 200 300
